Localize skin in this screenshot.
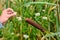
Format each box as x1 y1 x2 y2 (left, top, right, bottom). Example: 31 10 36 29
0 8 16 24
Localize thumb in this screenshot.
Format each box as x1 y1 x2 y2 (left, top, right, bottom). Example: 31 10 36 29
9 12 17 17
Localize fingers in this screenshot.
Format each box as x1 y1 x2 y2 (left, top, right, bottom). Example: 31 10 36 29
3 8 13 11
9 12 17 17
2 8 14 13
7 8 17 17
7 8 14 14
2 8 17 18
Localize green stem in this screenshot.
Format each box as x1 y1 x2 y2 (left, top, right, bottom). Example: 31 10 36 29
56 1 59 40
24 2 57 6
41 32 60 40
6 0 8 8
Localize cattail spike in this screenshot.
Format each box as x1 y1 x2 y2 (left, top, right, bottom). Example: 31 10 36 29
58 1 60 5
25 18 45 32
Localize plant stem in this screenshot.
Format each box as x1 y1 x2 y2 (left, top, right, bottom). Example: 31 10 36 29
6 0 8 8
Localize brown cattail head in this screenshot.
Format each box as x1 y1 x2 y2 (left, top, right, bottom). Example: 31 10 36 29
58 1 60 5
25 18 45 32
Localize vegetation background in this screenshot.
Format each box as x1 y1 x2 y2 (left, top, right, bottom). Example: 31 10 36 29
0 0 60 40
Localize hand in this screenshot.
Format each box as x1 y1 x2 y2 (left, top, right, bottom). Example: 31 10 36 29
0 8 16 24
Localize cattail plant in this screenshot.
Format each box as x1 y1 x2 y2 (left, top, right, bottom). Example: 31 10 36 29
25 18 57 40
25 18 54 34
25 18 46 32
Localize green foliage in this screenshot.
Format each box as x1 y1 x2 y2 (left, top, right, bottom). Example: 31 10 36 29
0 0 60 40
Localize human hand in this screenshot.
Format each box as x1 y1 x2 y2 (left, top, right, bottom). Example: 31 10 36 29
0 8 16 24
